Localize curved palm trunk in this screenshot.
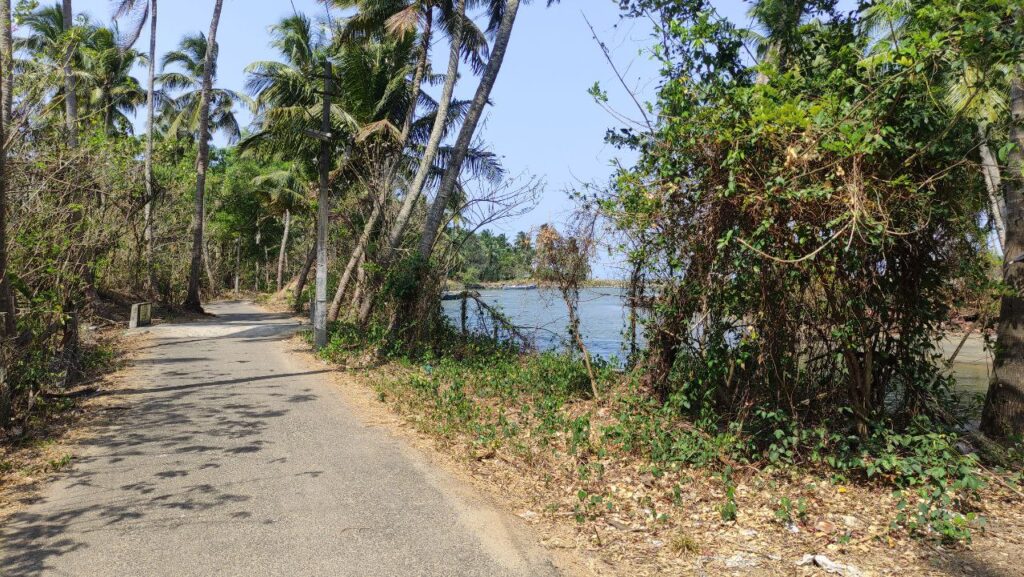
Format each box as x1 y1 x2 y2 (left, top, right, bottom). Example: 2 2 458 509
330 12 433 323
356 0 467 325
984 69 1024 439
276 209 290 291
293 240 316 311
61 0 78 147
418 0 521 259
328 193 382 321
184 0 223 311
143 0 158 295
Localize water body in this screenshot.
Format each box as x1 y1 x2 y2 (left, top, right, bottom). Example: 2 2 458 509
442 287 991 396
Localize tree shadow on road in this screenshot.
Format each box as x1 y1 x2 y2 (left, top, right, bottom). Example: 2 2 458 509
1 309 329 576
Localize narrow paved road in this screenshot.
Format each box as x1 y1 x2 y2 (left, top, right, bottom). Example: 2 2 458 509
2 301 560 577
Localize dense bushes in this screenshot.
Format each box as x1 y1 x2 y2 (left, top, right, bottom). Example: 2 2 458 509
605 0 1012 444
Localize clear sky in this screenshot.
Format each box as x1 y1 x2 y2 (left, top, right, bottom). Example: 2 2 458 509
62 0 762 276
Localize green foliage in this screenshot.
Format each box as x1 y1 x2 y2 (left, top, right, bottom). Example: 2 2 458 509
450 229 534 284
774 496 809 526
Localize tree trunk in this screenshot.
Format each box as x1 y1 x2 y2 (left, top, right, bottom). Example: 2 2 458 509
0 0 12 128
0 9 11 339
61 0 78 148
418 0 522 259
276 209 290 291
293 241 315 312
143 0 158 295
979 130 1006 250
983 70 1024 439
400 8 431 143
356 0 467 326
330 12 432 323
328 192 382 322
349 251 367 319
183 0 223 311
234 239 240 294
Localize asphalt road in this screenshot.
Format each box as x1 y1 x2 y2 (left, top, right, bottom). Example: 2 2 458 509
2 301 561 577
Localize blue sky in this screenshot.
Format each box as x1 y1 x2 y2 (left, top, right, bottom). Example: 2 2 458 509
63 0 763 276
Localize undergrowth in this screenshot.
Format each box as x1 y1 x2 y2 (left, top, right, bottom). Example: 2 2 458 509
313 320 996 544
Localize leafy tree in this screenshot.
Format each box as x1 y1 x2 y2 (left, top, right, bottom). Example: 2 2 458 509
606 0 1016 443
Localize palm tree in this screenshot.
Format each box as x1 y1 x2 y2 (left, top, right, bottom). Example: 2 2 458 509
1 0 12 127
334 0 499 325
183 0 224 311
416 0 526 266
157 32 243 143
61 0 77 146
79 25 145 134
252 164 310 291
18 3 86 132
113 0 158 292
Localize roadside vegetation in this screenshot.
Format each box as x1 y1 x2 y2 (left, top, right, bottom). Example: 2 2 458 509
1 0 1023 574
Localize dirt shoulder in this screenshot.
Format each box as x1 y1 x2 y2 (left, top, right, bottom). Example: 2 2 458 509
0 326 152 522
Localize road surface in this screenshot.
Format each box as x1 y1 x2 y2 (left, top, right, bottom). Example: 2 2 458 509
2 301 560 577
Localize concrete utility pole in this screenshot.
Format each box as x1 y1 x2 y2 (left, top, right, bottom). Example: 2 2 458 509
313 61 332 349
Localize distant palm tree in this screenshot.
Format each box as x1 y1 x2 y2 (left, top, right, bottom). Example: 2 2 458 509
79 25 145 134
18 3 84 132
157 32 243 143
183 0 224 311
252 164 310 291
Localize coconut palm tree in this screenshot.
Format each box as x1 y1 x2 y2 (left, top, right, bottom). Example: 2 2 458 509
157 32 243 143
416 0 527 268
61 0 77 145
1 0 13 128
985 66 1024 438
79 25 146 134
17 3 87 131
251 164 311 291
183 0 224 311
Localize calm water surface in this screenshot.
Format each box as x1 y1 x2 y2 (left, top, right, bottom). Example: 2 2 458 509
442 287 991 396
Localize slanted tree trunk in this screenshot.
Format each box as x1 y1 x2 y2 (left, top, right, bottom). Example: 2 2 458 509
293 241 316 312
61 0 78 148
276 209 290 291
143 0 158 294
184 0 223 311
330 13 433 323
984 70 1024 439
1 0 12 128
979 129 1006 250
356 0 467 326
0 0 12 339
380 0 465 257
418 0 522 259
328 192 382 322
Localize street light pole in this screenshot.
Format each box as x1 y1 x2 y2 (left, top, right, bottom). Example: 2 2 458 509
314 61 332 350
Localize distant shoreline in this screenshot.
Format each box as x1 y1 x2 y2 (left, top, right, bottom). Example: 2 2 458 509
447 278 627 290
